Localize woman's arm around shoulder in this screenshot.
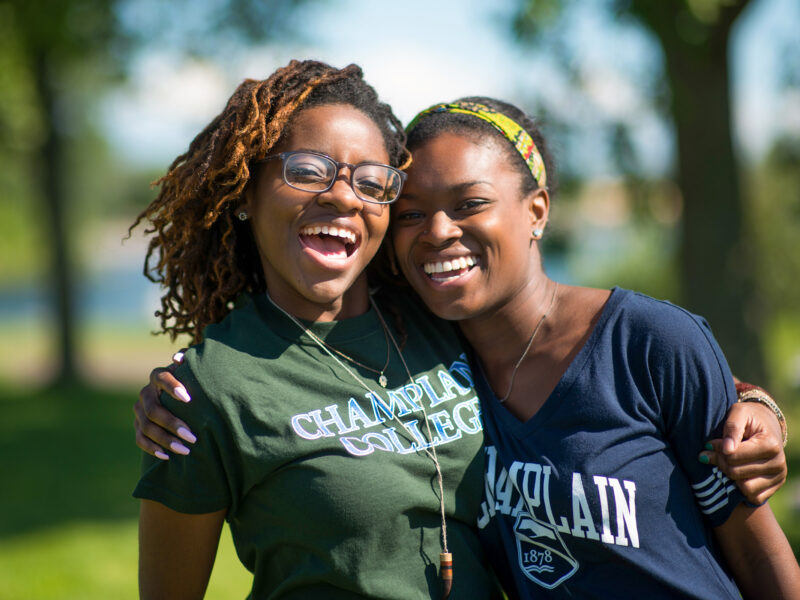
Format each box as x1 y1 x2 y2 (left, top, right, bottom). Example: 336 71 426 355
703 381 788 505
703 399 787 504
139 499 227 600
714 501 800 599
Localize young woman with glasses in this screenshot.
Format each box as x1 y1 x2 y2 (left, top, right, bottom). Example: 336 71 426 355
132 62 789 598
132 60 499 599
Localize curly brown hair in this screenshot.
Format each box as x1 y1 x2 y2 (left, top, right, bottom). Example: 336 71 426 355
131 60 409 343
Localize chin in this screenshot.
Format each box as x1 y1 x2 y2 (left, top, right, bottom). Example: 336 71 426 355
310 271 372 303
306 281 357 304
415 292 481 322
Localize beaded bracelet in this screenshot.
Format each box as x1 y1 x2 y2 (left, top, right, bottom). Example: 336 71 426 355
736 382 788 447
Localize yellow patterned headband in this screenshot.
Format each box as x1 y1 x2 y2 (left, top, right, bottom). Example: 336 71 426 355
406 101 547 188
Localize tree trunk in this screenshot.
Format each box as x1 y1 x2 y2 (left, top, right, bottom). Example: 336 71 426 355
631 0 766 382
33 49 79 385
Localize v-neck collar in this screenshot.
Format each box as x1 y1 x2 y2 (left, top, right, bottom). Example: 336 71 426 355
475 287 628 440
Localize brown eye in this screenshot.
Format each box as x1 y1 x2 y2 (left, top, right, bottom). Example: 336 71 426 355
457 199 488 211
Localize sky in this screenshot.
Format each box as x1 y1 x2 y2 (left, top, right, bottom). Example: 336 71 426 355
103 0 800 175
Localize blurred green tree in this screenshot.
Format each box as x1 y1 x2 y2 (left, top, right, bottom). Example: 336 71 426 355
750 38 800 320
752 136 800 314
513 0 766 381
1 0 316 385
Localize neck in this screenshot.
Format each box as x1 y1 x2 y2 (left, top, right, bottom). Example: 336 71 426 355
458 276 557 373
266 276 371 322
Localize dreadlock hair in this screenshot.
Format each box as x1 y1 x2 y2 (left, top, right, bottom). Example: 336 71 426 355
131 60 410 343
405 96 557 199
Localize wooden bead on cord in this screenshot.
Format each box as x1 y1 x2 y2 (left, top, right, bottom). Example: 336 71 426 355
440 552 453 599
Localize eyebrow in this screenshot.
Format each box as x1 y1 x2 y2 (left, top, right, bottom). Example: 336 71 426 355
288 148 324 155
400 180 495 200
287 148 391 166
452 180 494 190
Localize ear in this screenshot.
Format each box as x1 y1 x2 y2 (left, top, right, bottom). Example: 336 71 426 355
526 188 550 241
236 177 258 220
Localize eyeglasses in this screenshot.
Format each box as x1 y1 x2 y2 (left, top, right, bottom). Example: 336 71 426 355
258 151 406 204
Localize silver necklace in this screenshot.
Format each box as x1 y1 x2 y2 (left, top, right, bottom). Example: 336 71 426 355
265 292 453 587
499 281 559 403
266 295 391 387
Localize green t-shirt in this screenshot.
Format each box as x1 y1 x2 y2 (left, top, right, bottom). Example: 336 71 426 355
134 292 497 599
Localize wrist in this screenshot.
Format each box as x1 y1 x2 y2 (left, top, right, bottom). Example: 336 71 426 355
736 382 787 447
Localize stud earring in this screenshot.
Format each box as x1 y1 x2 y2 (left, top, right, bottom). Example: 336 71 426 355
238 210 249 221
532 228 544 239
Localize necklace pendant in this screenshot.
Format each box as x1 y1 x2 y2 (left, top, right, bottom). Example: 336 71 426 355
378 373 388 388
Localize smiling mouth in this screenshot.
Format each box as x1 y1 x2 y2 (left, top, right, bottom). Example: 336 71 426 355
423 256 477 282
300 225 360 259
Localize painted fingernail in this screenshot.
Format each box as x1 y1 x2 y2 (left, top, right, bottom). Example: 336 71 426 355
170 441 191 455
698 454 710 464
155 450 170 461
175 387 191 403
172 351 185 363
704 442 713 451
177 427 197 444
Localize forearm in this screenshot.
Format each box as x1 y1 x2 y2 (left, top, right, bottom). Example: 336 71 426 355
715 503 800 599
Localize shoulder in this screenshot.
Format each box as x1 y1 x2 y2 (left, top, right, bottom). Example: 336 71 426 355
603 288 733 389
178 294 281 397
193 292 285 359
608 288 716 350
201 293 264 346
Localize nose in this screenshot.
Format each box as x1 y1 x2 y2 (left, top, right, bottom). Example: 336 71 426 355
319 167 363 213
420 210 461 246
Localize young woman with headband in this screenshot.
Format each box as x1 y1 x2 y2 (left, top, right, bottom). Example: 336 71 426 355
389 97 798 597
132 73 789 597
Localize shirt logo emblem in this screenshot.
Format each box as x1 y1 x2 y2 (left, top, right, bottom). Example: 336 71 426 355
513 514 578 589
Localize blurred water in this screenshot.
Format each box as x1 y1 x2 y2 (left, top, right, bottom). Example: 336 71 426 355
0 265 159 325
0 254 570 325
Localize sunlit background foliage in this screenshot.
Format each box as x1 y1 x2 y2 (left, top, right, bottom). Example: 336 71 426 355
1 0 798 597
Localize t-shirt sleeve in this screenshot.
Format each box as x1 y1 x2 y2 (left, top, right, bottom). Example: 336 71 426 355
133 361 232 514
642 299 744 527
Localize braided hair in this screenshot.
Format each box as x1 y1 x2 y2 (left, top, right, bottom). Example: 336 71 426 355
131 60 409 343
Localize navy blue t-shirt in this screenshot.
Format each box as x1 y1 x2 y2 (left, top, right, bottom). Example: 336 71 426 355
476 288 744 599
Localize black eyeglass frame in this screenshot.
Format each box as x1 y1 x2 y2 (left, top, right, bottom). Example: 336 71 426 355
257 150 407 205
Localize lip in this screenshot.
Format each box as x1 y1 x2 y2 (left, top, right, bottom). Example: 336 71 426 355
298 221 362 268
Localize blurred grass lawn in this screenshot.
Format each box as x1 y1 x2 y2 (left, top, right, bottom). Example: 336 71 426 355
0 384 250 600
1 317 798 599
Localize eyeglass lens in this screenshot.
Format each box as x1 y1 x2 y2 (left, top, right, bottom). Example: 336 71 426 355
283 153 402 203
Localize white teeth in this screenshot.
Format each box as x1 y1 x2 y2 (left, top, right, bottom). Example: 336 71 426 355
423 256 477 275
301 225 357 245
